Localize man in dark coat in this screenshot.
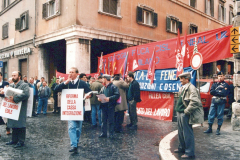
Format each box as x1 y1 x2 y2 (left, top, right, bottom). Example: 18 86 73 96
5 71 29 148
55 67 92 153
98 74 120 139
0 72 10 136
29 77 38 117
126 72 141 130
51 78 60 114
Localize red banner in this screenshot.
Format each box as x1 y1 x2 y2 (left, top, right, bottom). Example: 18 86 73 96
98 26 232 73
137 91 174 121
56 71 100 80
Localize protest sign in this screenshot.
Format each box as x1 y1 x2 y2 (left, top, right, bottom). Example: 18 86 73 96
61 89 84 121
0 97 22 120
137 91 174 121
27 88 33 117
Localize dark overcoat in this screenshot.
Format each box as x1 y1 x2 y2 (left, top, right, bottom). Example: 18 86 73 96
7 80 29 128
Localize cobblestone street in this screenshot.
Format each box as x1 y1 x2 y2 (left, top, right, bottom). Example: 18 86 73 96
0 113 177 160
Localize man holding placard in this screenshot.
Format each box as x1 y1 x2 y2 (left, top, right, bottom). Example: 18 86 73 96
4 71 29 148
54 67 92 153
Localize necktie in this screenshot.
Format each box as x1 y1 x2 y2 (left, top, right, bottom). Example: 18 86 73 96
72 81 74 85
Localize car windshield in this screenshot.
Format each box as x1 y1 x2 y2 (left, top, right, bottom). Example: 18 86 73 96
196 82 210 93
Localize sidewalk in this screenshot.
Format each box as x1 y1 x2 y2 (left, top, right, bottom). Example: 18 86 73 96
160 117 240 160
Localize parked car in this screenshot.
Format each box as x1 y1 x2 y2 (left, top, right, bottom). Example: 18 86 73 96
196 79 233 116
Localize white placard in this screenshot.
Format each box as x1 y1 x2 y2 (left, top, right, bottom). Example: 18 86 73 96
61 89 84 121
27 88 33 117
0 97 22 120
84 98 91 111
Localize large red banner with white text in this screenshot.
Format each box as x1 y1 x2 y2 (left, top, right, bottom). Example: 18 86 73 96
137 91 174 121
98 26 232 74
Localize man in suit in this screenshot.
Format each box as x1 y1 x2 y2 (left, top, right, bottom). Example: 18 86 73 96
29 77 38 117
4 71 30 148
0 72 10 136
55 67 92 153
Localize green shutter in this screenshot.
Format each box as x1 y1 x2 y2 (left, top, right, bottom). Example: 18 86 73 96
15 18 21 30
210 0 214 17
42 3 47 19
136 6 143 23
178 21 182 34
26 11 29 29
166 17 171 31
103 0 109 13
109 0 117 15
152 12 158 27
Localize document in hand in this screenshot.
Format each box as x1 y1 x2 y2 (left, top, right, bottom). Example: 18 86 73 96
96 94 107 103
5 87 23 97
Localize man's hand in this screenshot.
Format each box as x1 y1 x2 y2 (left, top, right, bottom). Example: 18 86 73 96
9 96 14 102
65 74 72 85
85 95 91 99
0 88 4 94
104 97 110 102
98 98 102 102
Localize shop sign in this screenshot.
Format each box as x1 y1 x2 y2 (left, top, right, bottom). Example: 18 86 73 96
0 47 31 59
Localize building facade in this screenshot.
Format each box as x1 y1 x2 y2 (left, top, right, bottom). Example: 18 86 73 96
0 0 235 82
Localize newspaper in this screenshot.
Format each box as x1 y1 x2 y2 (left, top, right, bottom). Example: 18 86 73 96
83 91 93 100
96 94 107 103
5 87 23 97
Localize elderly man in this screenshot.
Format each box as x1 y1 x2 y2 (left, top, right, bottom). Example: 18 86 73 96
5 71 29 148
174 72 204 159
204 71 229 135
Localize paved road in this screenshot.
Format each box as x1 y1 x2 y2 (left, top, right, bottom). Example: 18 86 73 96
0 113 178 160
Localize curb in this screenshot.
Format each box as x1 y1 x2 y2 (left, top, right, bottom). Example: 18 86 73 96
159 124 200 160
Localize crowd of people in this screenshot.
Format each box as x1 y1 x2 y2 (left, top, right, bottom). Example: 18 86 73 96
0 68 142 153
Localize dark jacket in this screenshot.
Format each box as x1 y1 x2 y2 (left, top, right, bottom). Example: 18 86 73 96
38 86 51 98
7 80 30 128
210 81 229 97
51 83 59 97
99 82 120 108
128 79 141 102
54 79 91 96
0 81 9 97
90 80 103 105
29 83 38 97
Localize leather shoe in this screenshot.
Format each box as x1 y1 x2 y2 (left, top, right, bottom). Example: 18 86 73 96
174 149 185 153
181 154 195 159
216 129 221 135
6 141 17 145
98 133 107 138
129 125 137 130
69 147 77 153
203 128 212 133
14 142 24 148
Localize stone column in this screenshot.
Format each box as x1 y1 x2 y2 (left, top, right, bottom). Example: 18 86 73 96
38 46 49 82
65 36 91 73
232 0 240 130
223 61 229 75
212 61 217 76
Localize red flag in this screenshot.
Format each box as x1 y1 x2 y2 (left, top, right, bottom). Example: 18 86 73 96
99 52 103 73
147 48 156 84
120 52 129 80
112 53 117 75
175 29 183 77
183 31 191 67
132 47 139 71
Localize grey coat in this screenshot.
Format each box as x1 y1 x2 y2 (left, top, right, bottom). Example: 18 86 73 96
112 80 129 112
180 82 204 124
7 80 30 128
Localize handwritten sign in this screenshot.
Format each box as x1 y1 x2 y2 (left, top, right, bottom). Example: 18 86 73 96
61 89 84 121
0 97 22 120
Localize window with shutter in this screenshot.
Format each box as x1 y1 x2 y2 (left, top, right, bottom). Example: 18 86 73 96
166 16 181 34
2 22 8 39
136 5 157 28
42 0 61 20
218 1 226 22
189 24 198 34
210 0 214 17
16 10 29 32
103 0 117 15
15 18 21 31
229 6 233 25
190 0 196 8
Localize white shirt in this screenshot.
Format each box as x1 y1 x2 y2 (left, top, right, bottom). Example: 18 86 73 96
64 77 78 85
